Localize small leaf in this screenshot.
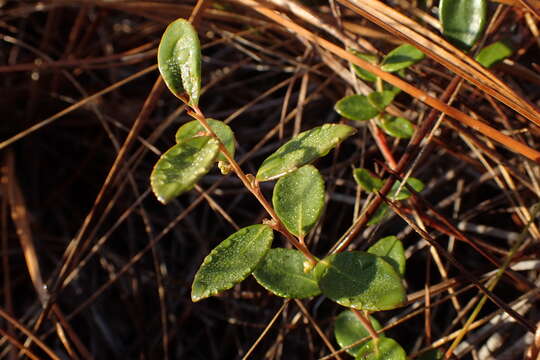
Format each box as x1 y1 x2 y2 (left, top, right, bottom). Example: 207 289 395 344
367 204 390 226
367 236 406 277
256 124 356 181
253 248 320 298
273 165 325 237
335 95 381 121
158 18 201 105
416 349 444 360
439 0 487 51
381 44 425 72
176 119 236 162
380 116 414 139
191 224 273 302
314 251 406 311
389 177 425 200
350 49 379 82
151 136 219 204
355 337 407 360
475 41 513 68
353 168 383 192
334 310 383 356
368 91 396 111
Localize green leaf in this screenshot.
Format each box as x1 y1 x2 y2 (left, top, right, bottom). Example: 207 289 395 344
353 168 383 192
314 251 406 311
439 0 487 51
389 177 425 200
253 248 320 298
367 236 406 277
191 224 273 302
272 165 325 237
381 44 425 72
350 49 379 82
475 41 513 68
334 310 383 356
416 349 444 360
380 116 414 139
368 91 396 112
367 204 390 226
151 136 219 204
355 337 407 360
335 95 380 121
176 119 236 162
256 124 356 181
158 18 201 105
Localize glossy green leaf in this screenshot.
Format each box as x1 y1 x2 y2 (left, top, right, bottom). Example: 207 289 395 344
380 116 414 139
355 337 407 360
353 168 383 193
256 124 356 181
191 224 273 302
439 0 487 51
475 41 513 68
381 44 425 72
176 119 236 162
334 310 383 356
367 204 390 226
350 49 379 82
314 251 406 310
368 91 396 111
253 248 320 298
335 95 380 121
272 165 325 237
389 177 425 200
158 18 201 105
367 236 406 277
151 136 219 204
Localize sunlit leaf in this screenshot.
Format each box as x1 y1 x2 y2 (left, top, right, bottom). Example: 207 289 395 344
191 224 273 302
334 310 383 356
367 236 406 277
381 44 425 72
355 337 407 360
151 136 219 204
256 124 356 181
158 18 201 105
253 248 320 298
475 41 513 68
314 251 406 310
350 49 379 82
380 116 414 139
353 168 383 193
335 95 380 121
439 0 487 51
176 119 236 163
273 165 325 237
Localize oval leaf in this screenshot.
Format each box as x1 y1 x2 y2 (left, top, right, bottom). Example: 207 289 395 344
353 168 383 192
439 0 487 51
367 236 406 277
191 224 274 302
176 119 236 162
368 91 396 112
475 41 513 68
350 49 379 82
273 165 325 237
158 18 201 105
253 248 320 298
380 116 414 139
381 44 425 72
389 177 425 200
367 204 390 226
335 95 380 121
334 310 383 356
151 136 219 204
256 124 356 181
355 337 407 360
314 251 406 311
